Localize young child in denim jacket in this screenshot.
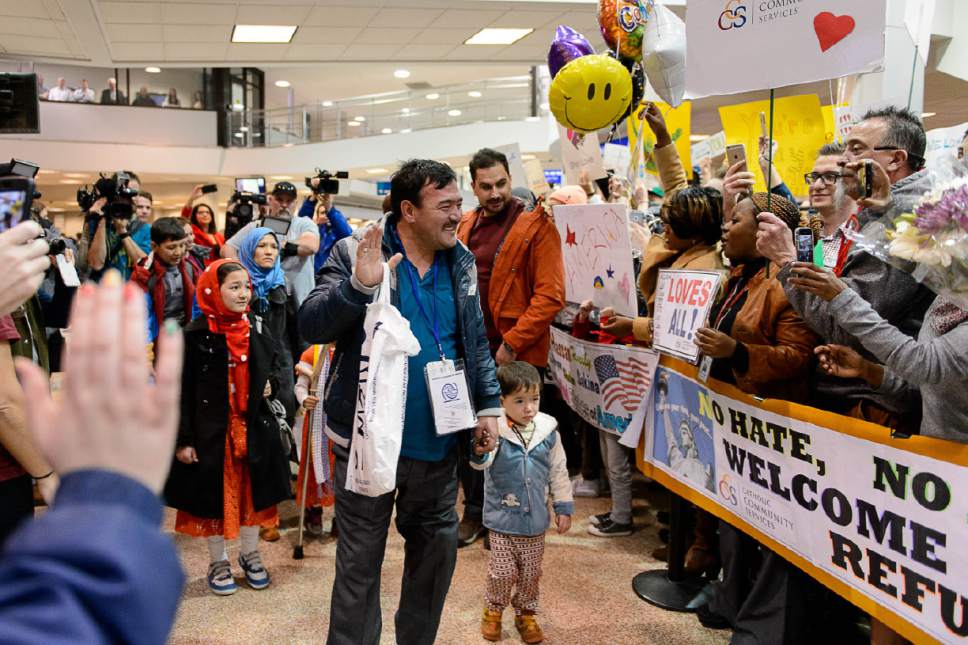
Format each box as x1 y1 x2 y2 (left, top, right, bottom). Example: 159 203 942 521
472 362 573 644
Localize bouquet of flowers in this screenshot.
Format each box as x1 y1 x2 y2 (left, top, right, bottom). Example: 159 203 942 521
850 157 968 309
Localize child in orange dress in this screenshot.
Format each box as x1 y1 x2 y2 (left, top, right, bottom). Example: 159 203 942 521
164 259 292 596
294 344 336 536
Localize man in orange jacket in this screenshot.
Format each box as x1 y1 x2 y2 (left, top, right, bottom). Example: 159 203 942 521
455 148 566 546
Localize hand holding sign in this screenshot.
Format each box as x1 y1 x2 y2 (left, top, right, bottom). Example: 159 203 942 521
694 326 738 359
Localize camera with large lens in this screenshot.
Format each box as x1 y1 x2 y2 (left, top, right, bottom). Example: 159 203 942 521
77 171 138 224
305 168 348 195
224 190 267 239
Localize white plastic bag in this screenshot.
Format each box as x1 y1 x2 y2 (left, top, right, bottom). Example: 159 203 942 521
346 264 420 497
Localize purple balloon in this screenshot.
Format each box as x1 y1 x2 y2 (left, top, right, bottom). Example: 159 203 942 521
548 25 594 78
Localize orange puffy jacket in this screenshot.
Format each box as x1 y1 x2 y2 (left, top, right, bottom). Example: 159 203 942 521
457 202 566 367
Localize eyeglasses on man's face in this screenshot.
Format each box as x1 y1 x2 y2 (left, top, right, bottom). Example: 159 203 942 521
805 172 842 186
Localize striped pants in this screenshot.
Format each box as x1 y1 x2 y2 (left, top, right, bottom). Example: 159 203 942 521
485 531 545 615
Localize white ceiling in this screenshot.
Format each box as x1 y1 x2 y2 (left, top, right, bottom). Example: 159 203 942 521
0 0 612 66
263 63 530 106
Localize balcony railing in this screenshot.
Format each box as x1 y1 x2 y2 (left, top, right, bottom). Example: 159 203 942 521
226 75 537 148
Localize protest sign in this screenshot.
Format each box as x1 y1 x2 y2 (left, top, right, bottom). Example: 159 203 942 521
627 101 692 183
494 143 530 191
553 203 638 318
685 0 886 97
691 131 727 179
602 142 632 176
558 125 607 186
719 94 827 197
903 0 936 57
652 269 721 364
639 359 968 645
548 328 659 437
523 158 549 196
924 122 968 169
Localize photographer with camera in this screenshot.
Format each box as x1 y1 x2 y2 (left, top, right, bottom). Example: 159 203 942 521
296 172 352 273
82 172 151 282
222 181 319 308
0 181 61 544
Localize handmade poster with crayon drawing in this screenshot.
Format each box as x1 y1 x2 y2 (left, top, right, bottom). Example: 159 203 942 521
552 203 638 318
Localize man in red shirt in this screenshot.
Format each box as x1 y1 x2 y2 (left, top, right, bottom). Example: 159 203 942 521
455 149 566 546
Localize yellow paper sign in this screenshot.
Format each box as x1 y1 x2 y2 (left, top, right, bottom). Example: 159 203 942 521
821 105 835 144
627 101 692 183
719 94 826 198
821 103 850 145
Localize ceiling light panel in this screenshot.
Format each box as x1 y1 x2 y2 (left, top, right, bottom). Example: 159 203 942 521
465 28 534 45
231 25 297 44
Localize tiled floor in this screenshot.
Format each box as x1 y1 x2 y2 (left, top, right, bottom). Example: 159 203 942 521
167 481 730 645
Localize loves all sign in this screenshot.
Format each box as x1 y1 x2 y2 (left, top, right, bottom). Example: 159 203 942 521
685 0 886 97
652 269 723 364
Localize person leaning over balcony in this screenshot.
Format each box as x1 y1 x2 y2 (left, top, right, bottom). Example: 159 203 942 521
162 88 180 108
132 87 155 107
46 78 72 102
100 78 126 105
73 79 95 104
454 148 566 549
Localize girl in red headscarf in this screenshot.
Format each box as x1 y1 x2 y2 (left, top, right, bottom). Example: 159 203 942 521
164 259 291 596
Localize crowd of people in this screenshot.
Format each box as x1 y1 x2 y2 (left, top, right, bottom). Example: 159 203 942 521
0 100 965 645
37 74 203 108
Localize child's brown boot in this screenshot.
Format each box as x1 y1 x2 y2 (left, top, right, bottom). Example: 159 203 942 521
515 613 544 644
481 607 502 641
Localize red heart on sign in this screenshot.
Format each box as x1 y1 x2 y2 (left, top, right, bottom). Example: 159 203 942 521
814 12 855 52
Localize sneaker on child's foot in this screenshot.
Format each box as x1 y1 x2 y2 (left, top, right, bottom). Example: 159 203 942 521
587 518 633 537
207 560 237 596
588 511 611 526
306 506 323 536
515 613 544 644
238 551 270 590
481 607 503 641
572 477 602 498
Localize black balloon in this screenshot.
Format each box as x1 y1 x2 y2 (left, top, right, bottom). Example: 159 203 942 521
609 52 645 124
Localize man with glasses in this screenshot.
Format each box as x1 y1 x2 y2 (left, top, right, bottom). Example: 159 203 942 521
801 143 857 275
756 106 936 433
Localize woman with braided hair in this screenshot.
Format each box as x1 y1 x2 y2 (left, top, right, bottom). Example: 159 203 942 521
695 192 819 402
693 192 823 643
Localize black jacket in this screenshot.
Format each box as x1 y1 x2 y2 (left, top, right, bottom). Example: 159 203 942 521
252 285 298 418
297 219 502 445
163 317 291 518
99 89 126 105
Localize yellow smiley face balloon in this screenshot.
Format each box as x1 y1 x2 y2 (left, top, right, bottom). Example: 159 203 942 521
548 54 633 134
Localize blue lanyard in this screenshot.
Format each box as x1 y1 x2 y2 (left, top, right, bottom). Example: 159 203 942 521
404 256 445 360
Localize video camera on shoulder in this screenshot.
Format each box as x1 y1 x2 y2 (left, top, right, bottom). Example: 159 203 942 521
305 168 348 195
76 171 138 223
0 158 67 255
224 188 268 240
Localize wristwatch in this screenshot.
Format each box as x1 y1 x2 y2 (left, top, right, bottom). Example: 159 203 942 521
502 341 516 356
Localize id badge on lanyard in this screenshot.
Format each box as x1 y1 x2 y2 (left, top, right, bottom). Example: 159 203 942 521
404 255 477 435
425 358 477 435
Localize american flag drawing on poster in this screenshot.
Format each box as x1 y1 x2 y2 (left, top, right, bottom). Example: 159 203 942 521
593 354 653 414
